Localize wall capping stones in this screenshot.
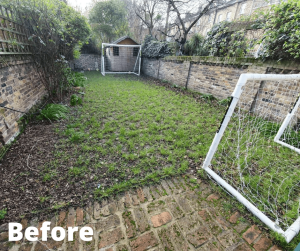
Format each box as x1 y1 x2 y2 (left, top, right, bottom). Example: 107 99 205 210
142 57 300 123
163 56 300 70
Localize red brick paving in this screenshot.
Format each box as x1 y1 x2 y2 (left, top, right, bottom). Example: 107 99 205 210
0 177 285 251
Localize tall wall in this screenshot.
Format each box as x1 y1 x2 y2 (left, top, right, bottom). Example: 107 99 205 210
142 57 300 122
0 55 46 146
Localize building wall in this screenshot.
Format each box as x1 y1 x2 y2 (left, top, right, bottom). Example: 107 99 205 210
142 57 300 122
175 0 278 38
71 54 101 71
0 55 46 146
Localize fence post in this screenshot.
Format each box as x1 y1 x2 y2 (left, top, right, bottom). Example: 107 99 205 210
185 61 192 89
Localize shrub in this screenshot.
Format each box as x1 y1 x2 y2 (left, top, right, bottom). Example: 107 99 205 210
70 94 83 106
184 34 208 56
38 104 69 121
259 0 300 61
64 68 87 87
204 21 260 57
142 35 172 58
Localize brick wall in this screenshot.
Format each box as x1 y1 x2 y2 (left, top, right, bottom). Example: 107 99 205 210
70 54 101 71
0 55 46 146
142 57 300 122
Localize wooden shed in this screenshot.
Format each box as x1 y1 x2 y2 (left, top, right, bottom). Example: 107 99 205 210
104 36 140 72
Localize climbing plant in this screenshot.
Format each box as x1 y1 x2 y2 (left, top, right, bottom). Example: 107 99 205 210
141 35 171 58
3 0 91 101
259 0 300 61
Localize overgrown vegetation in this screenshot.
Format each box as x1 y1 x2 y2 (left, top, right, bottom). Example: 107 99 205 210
184 34 208 56
259 0 300 61
204 21 254 57
3 0 91 101
142 35 172 58
38 104 69 121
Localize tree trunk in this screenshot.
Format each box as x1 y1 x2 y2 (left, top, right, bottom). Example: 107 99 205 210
164 3 171 40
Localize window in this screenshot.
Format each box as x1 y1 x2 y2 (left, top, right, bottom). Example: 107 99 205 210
208 14 213 23
218 14 223 23
113 46 119 56
133 47 139 56
226 12 231 21
240 3 246 14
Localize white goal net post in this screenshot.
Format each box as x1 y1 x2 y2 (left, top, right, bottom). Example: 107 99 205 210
202 73 300 243
101 43 141 76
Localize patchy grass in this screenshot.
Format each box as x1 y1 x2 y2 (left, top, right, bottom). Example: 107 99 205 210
54 72 224 199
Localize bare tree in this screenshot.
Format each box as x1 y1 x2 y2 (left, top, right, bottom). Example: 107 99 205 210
161 0 223 53
135 0 164 36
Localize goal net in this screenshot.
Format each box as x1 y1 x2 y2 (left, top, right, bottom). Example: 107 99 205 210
203 74 300 243
101 43 141 76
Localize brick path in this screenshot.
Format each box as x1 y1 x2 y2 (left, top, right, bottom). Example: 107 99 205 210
0 177 282 251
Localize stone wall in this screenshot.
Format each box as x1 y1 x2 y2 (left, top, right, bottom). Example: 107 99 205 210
70 54 101 71
0 55 46 146
142 57 300 122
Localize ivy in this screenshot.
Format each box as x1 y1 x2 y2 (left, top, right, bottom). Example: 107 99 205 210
259 0 300 61
142 35 172 59
203 21 255 58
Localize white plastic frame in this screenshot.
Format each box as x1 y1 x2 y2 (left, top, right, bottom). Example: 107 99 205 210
274 95 300 154
202 73 300 243
101 43 142 76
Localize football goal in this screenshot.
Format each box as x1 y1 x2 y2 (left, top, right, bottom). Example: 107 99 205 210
101 43 141 76
203 73 300 243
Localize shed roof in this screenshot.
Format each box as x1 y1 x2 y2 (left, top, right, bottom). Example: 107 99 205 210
111 36 139 45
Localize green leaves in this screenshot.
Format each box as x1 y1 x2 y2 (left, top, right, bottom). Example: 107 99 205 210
0 208 7 220
89 0 129 43
38 104 69 121
260 0 300 60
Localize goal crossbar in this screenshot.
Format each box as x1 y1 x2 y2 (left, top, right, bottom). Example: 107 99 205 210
202 73 300 243
101 43 141 76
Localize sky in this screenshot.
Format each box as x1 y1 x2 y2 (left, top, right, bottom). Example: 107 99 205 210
67 0 93 13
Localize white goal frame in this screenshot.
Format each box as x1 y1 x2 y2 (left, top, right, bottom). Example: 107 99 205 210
101 43 142 76
202 73 300 243
274 95 300 154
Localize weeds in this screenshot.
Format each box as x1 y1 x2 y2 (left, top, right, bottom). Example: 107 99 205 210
0 208 7 220
38 104 69 121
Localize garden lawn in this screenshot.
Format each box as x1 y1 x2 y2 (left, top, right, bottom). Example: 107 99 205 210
59 72 224 198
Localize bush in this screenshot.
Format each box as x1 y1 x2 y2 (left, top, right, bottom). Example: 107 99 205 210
38 104 69 121
259 0 300 61
70 94 83 106
184 34 208 56
142 35 172 58
64 68 87 87
204 21 259 57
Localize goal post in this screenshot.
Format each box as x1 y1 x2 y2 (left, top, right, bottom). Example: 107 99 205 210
101 43 141 76
202 73 300 243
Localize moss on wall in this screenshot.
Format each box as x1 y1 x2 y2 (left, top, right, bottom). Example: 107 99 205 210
163 56 300 70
